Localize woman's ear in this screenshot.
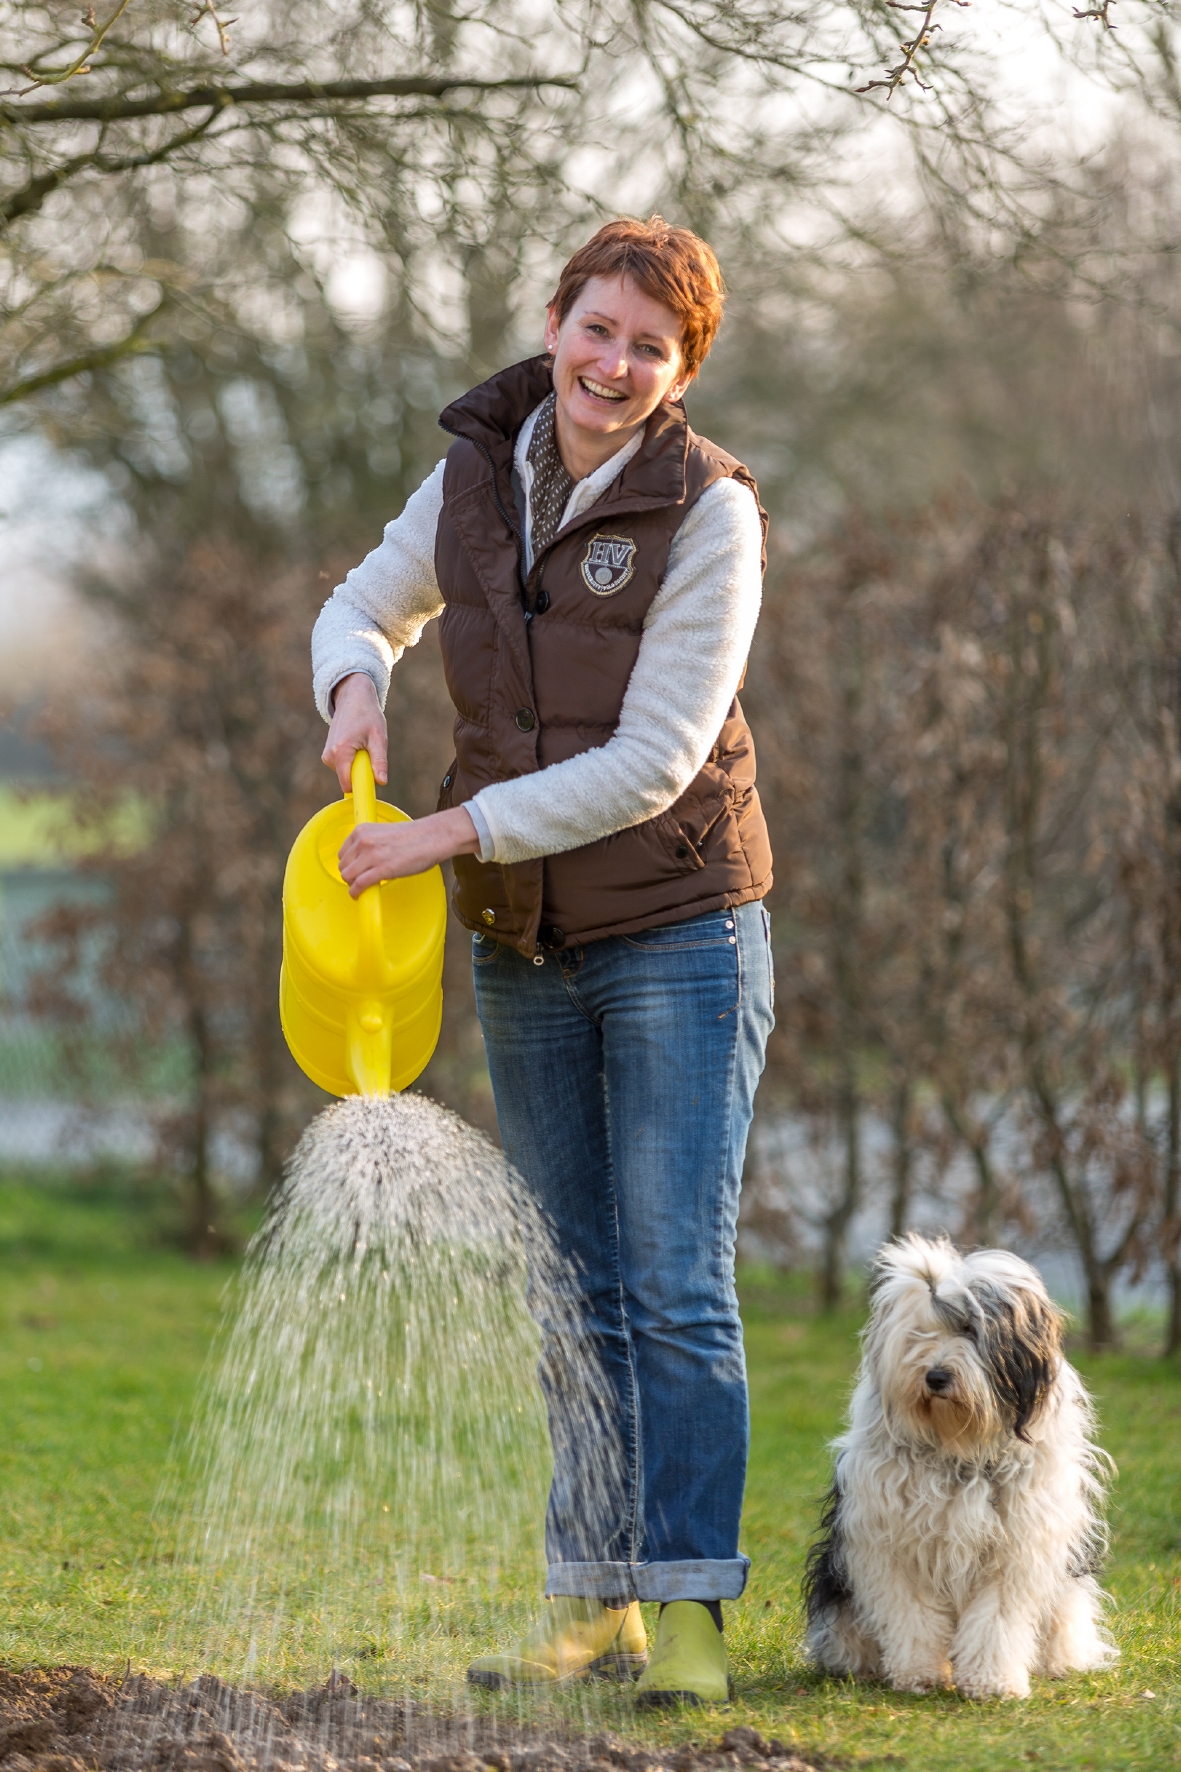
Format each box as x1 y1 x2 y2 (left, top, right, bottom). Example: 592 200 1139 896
543 305 560 356
667 367 695 403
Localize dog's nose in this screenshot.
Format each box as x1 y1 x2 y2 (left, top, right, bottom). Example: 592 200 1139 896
925 1367 953 1394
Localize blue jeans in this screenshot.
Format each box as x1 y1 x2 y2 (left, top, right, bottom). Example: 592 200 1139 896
472 900 774 1603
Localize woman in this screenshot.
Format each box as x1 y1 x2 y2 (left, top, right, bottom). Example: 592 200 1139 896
313 216 773 1708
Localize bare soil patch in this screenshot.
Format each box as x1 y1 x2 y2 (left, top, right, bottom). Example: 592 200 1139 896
0 1672 830 1772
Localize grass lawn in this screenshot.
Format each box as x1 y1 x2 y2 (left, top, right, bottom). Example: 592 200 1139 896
0 1168 1177 1770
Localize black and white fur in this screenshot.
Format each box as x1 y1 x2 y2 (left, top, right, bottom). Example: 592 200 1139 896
804 1235 1116 1699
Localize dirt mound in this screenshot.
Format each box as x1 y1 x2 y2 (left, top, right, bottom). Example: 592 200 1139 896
0 1671 827 1772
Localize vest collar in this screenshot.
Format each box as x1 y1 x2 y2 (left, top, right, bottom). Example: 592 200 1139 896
439 355 690 512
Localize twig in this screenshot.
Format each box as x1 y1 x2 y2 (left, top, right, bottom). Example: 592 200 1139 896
190 1 236 56
1073 1 1117 26
859 0 971 98
11 0 133 95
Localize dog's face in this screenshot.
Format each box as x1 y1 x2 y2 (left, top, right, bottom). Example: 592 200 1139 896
863 1236 1062 1456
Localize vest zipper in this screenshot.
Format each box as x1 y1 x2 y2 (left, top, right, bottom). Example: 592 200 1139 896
440 422 531 613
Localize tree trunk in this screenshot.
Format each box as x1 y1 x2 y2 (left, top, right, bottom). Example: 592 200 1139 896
821 1087 861 1312
186 999 221 1258
176 910 223 1259
820 583 866 1312
888 1071 913 1241
1165 1053 1181 1357
1167 1259 1181 1361
1086 1272 1118 1354
940 1093 1001 1248
965 1133 1001 1249
1035 1114 1118 1351
253 930 293 1199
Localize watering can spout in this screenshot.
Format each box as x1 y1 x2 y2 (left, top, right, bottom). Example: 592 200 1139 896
279 749 447 1098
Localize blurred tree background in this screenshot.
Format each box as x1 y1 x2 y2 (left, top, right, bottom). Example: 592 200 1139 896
4 0 1181 1349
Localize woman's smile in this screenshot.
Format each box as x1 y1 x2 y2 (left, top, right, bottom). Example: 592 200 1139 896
579 375 628 403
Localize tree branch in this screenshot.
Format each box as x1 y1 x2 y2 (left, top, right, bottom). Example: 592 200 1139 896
2 111 220 224
0 297 166 404
1 71 577 128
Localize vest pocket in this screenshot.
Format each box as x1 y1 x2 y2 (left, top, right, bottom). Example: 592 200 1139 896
653 780 732 874
651 809 707 873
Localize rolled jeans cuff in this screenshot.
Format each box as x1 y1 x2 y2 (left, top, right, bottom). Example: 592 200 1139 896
545 1557 750 1603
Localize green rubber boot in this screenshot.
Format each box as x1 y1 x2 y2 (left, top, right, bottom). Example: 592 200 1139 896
467 1597 648 1689
634 1601 730 1709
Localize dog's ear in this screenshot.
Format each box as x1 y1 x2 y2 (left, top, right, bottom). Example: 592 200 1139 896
971 1281 1062 1441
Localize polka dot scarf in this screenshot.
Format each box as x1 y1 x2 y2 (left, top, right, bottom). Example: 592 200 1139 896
526 392 575 559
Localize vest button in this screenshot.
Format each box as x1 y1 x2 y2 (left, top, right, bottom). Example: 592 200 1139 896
481 908 496 926
515 707 536 732
534 589 550 614
675 844 690 859
539 924 565 949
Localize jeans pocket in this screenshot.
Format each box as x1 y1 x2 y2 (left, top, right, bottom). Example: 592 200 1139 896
622 911 735 951
472 931 501 965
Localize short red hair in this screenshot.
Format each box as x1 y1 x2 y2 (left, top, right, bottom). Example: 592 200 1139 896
548 215 726 378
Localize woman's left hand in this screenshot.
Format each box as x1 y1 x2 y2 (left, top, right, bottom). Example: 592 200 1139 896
338 805 481 896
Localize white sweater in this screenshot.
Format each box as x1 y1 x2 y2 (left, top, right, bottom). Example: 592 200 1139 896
311 404 764 866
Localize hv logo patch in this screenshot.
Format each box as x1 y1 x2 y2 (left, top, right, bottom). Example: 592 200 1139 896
580 533 637 596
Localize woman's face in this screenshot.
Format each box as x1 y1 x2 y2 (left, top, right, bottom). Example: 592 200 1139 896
544 274 692 448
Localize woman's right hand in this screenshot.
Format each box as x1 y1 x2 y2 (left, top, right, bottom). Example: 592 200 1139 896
322 672 389 792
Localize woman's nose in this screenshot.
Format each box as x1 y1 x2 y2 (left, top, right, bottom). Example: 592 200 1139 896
597 344 629 380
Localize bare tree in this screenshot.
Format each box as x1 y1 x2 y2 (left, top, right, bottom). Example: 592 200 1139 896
30 541 331 1250
747 521 909 1308
1103 513 1181 1355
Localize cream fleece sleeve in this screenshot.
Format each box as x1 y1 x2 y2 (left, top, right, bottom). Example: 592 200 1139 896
471 476 764 864
311 460 447 720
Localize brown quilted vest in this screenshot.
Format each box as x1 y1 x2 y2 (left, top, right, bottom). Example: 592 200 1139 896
434 356 773 956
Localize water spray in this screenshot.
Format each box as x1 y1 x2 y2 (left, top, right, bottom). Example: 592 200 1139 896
149 751 622 1725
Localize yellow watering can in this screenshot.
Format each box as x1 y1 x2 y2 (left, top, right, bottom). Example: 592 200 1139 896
279 750 447 1096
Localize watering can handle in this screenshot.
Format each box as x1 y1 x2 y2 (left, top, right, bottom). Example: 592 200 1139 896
350 749 386 984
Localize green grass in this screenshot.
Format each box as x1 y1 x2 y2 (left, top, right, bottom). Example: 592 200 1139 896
0 788 149 866
0 1170 1177 1768
0 1173 230 1665
0 1025 194 1098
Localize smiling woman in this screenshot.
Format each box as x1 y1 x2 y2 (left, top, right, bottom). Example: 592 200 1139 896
310 215 774 1709
539 252 699 479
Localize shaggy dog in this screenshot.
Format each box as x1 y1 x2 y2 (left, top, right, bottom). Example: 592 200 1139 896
804 1235 1116 1699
